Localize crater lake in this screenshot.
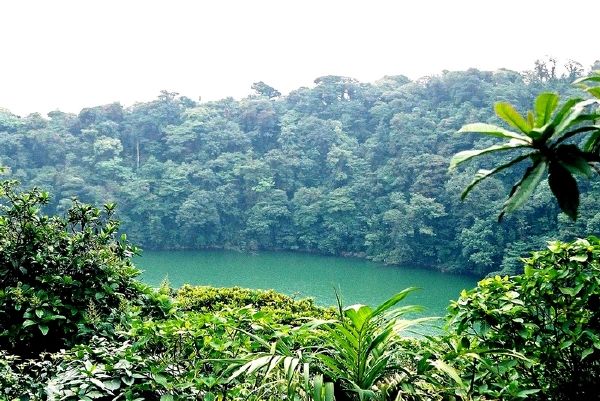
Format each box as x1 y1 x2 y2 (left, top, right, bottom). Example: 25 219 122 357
137 250 478 318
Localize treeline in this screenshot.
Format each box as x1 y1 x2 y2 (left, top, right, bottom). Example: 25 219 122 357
1 60 599 275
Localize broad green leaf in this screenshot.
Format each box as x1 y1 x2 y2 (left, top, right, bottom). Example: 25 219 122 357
104 379 121 391
431 359 463 386
228 355 274 382
500 160 546 220
551 98 582 130
22 319 36 328
152 373 168 387
560 339 574 349
559 287 576 296
581 348 595 361
569 253 588 262
460 153 533 200
264 355 284 380
371 287 418 318
90 378 106 389
586 86 600 99
548 161 579 220
317 354 345 377
573 73 600 85
393 316 436 334
344 304 372 331
534 92 559 127
362 355 390 387
303 363 310 389
555 99 598 135
495 102 530 133
458 123 531 142
365 327 393 356
449 141 530 170
39 325 49 335
283 356 300 381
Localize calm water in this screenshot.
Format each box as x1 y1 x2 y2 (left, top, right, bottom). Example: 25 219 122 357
137 250 478 318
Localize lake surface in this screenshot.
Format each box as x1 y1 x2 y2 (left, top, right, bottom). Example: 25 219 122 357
137 250 478 318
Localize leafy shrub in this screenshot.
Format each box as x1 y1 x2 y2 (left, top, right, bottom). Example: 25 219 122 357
176 285 335 323
0 180 141 355
444 237 600 400
0 350 54 400
46 305 315 401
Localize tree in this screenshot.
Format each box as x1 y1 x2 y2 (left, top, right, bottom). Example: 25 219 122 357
450 72 600 220
251 81 281 99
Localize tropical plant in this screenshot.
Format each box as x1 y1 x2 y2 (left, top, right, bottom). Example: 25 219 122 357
444 237 600 401
450 72 600 220
316 288 429 401
222 312 333 401
0 180 141 355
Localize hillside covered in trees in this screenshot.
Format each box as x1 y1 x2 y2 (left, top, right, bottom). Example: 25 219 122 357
1 61 599 276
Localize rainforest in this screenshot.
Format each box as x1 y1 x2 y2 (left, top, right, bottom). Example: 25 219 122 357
2 63 599 277
1 62 600 401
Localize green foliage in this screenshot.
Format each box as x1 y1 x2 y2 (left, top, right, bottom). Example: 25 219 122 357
451 77 600 220
0 181 141 355
2 65 597 276
2 65 600 399
0 350 53 399
0 302 335 400
176 285 335 324
316 288 429 400
441 237 600 400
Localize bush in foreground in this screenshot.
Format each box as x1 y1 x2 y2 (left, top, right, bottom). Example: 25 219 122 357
440 237 600 400
0 180 141 355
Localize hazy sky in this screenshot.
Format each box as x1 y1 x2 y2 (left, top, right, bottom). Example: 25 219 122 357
1 0 598 116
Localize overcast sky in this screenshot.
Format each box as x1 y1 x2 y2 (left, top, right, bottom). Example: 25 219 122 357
1 0 598 116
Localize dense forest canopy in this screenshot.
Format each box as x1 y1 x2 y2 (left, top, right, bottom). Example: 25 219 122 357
1 60 599 276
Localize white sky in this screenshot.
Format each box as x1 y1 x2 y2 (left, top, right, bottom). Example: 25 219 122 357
0 0 598 116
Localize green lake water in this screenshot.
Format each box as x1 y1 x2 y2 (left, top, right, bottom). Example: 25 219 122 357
137 250 478 318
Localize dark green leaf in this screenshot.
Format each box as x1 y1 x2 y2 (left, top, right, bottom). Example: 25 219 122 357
500 160 546 220
449 141 530 170
556 144 592 177
460 154 533 200
548 161 579 220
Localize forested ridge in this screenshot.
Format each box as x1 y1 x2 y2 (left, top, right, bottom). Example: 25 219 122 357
2 61 599 276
